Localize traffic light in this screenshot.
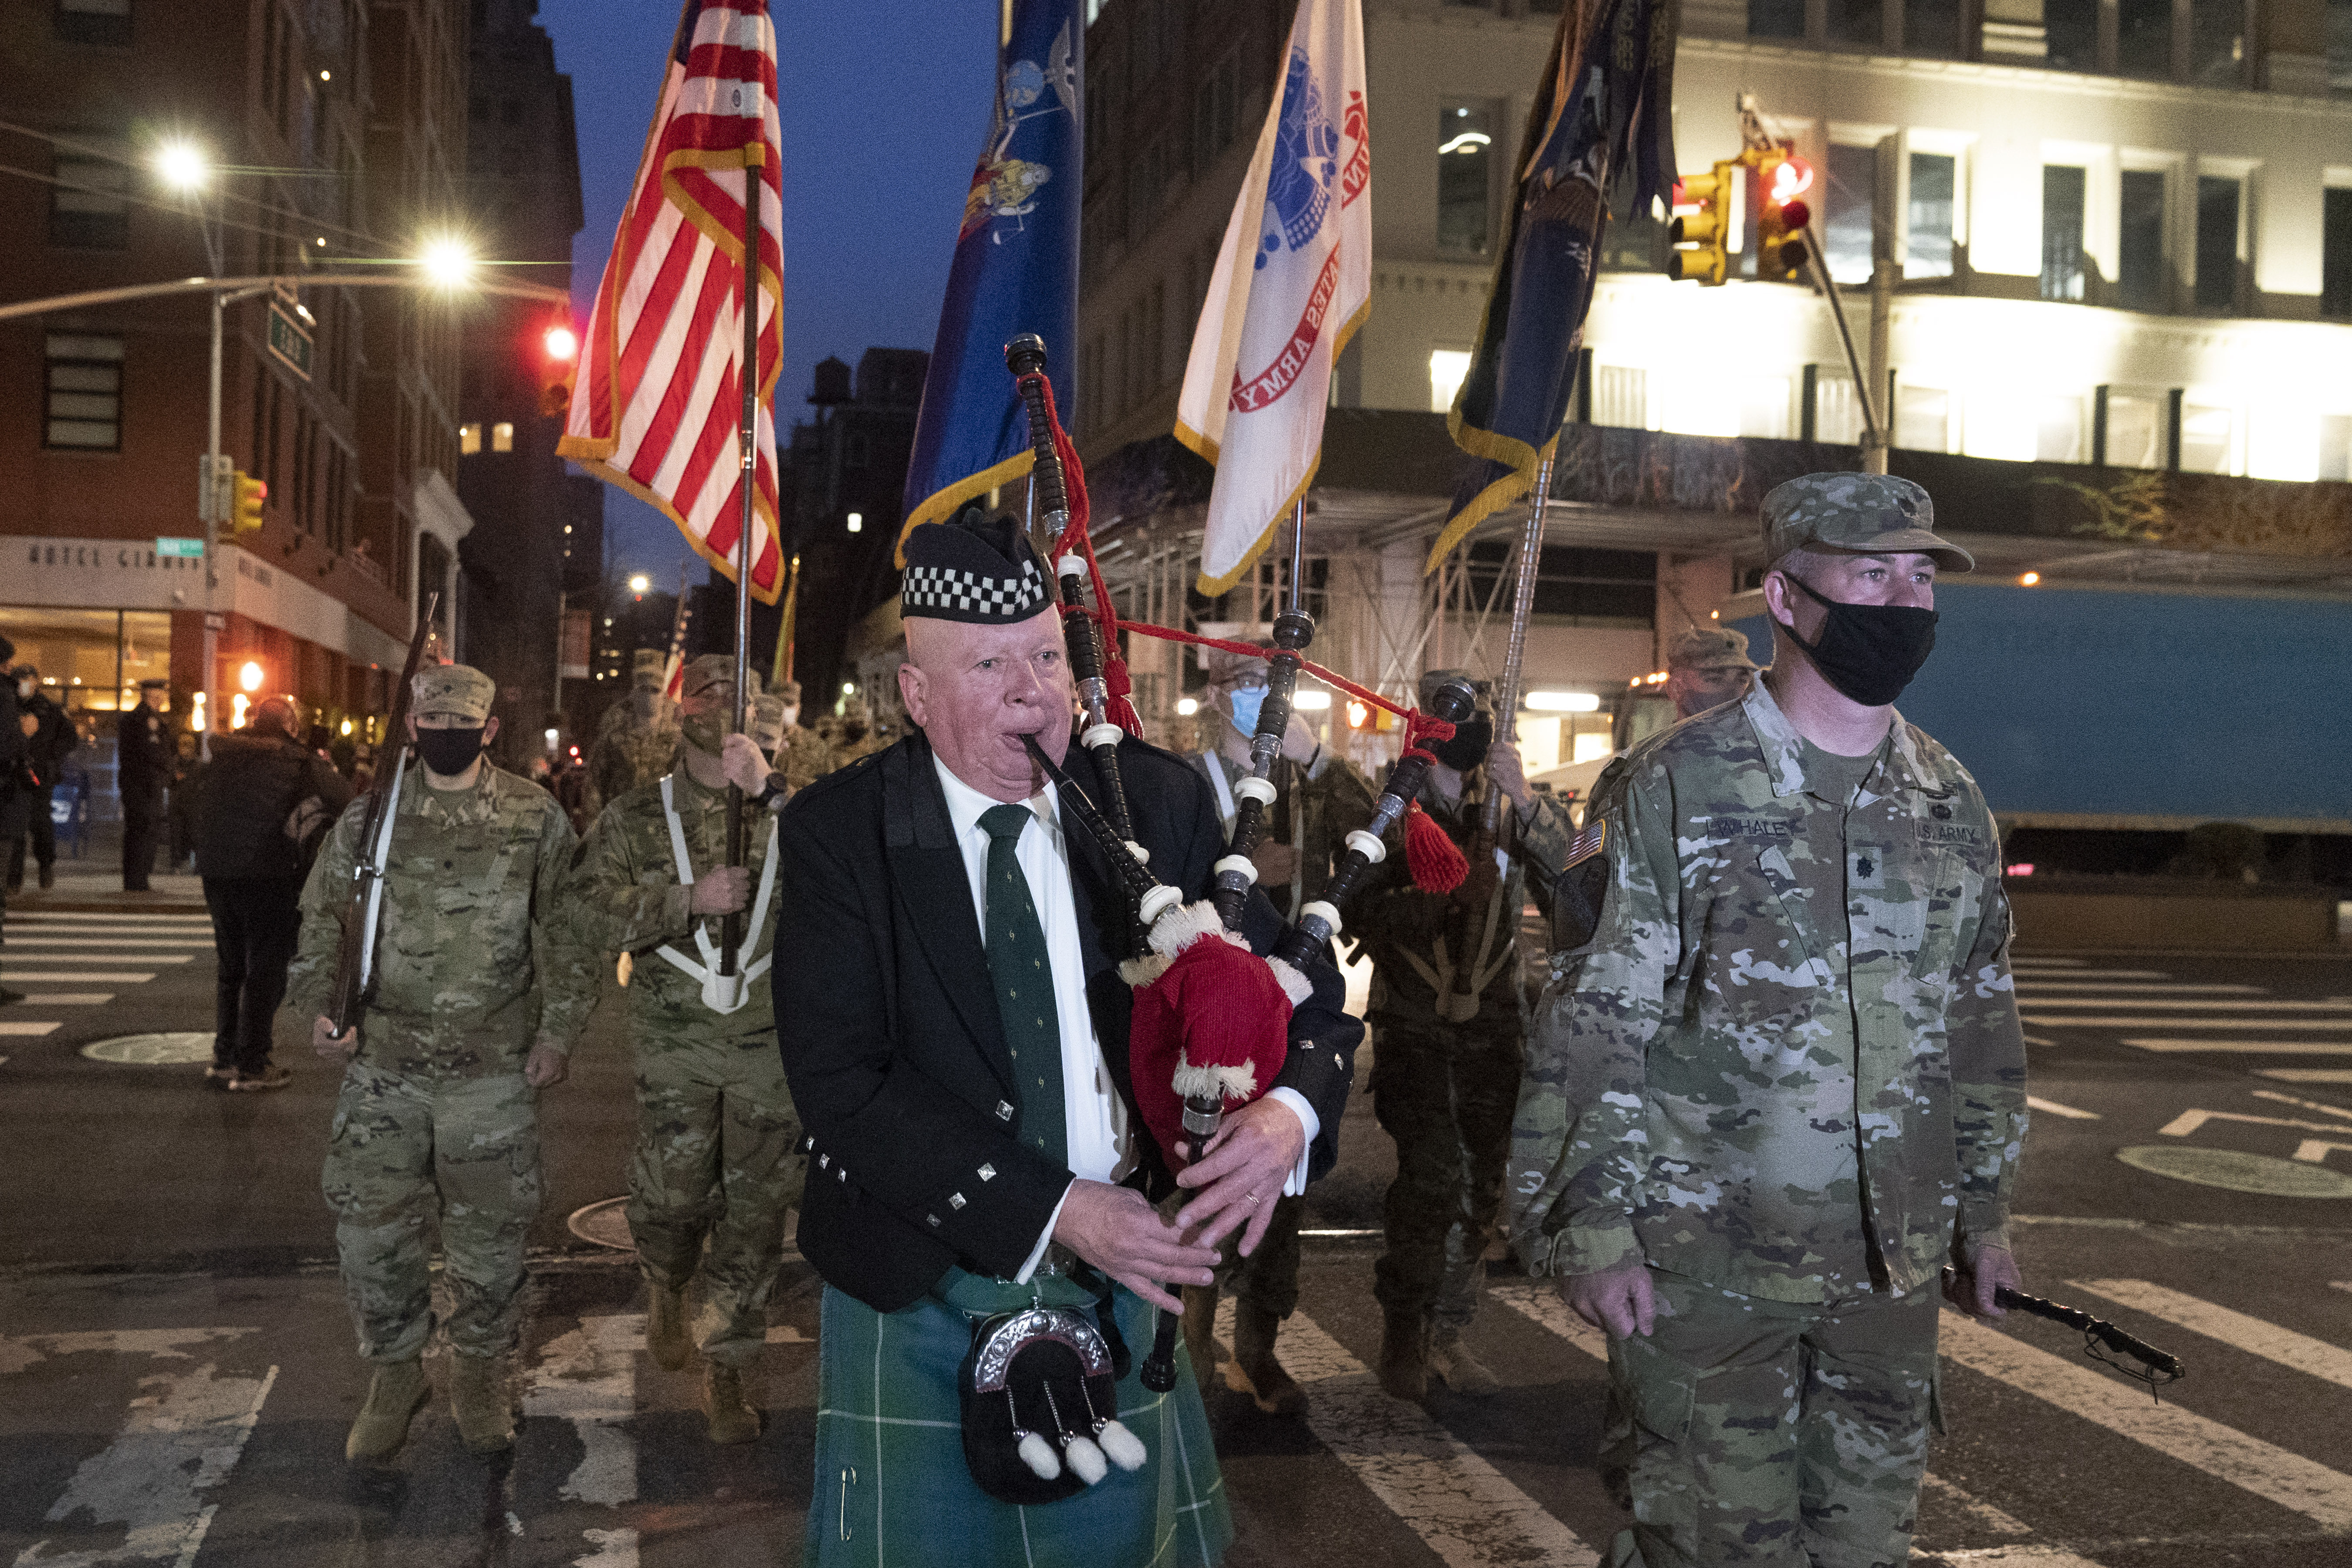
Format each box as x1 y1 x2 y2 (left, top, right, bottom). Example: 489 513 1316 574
1667 159 1744 286
1754 149 1814 283
231 470 267 534
540 318 579 418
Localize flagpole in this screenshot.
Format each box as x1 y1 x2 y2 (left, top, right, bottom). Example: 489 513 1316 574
720 146 761 979
1482 451 1552 835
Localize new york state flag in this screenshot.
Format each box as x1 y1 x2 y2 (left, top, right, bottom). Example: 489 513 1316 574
1174 0 1369 595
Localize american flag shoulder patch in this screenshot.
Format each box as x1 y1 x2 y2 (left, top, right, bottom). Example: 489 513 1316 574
1561 819 1607 870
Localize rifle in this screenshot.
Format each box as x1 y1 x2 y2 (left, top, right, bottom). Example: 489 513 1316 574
324 591 439 1037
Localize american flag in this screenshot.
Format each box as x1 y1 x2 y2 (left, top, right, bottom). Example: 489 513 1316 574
558 0 785 604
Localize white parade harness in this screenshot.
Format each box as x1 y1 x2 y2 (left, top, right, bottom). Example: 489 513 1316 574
652 774 779 1014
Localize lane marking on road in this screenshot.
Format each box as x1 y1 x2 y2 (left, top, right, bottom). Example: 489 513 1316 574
1217 1296 1605 1568
2260 1069 2352 1083
13 993 113 1005
0 1021 61 1037
1940 1311 2352 1530
2018 999 2352 1012
2251 1089 2352 1120
2027 1096 2101 1121
1486 1283 2090 1565
0 971 157 983
2071 1280 2352 1393
2158 1108 2352 1140
2118 1038 2352 1053
2007 958 2089 968
522 1312 641 1565
2011 983 2260 994
2009 968 2166 980
3 1335 275 1568
1930 1548 2113 1566
0 953 190 966
8 915 216 926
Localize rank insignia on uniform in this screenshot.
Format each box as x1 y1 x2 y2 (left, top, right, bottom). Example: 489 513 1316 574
1561 819 1607 870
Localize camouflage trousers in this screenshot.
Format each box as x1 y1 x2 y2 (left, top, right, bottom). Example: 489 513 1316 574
321 1062 540 1363
1371 1017 1522 1329
626 1033 804 1366
1605 1269 1941 1568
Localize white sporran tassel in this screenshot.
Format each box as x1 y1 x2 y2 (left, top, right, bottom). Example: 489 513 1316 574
1097 1419 1146 1472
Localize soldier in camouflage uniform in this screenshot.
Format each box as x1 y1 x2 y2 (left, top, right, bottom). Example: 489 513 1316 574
568 656 805 1444
291 665 594 1463
586 648 681 818
826 692 886 768
1509 474 2028 1568
770 676 835 791
1351 669 1580 1402
1177 641 1379 1417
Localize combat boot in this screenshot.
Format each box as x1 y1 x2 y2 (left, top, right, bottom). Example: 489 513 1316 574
703 1361 762 1445
1179 1284 1222 1387
1427 1325 1502 1397
1376 1308 1428 1402
449 1354 515 1455
344 1359 429 1464
646 1281 693 1371
1223 1300 1308 1417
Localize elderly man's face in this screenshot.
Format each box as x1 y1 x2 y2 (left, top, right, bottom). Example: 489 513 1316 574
1666 665 1750 720
899 608 1074 802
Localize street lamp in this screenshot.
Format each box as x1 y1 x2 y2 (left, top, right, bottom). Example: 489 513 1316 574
152 139 210 194
628 574 651 595
418 236 475 290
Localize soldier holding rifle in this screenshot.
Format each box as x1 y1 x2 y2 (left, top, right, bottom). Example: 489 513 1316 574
287 663 594 1463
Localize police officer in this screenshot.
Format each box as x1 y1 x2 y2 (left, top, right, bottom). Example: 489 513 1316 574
117 677 172 892
1511 474 2028 1568
1353 670 1580 1401
1177 641 1378 1416
289 665 594 1463
7 667 75 893
586 649 680 818
568 655 804 1444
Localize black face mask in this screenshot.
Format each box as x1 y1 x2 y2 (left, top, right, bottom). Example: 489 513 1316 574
1778 574 1937 707
1427 714 1494 773
414 725 487 776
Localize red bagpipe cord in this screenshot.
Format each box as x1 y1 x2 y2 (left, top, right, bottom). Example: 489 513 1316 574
1016 371 1145 736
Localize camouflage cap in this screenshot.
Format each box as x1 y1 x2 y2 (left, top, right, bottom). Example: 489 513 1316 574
1668 625 1756 672
840 693 872 723
774 677 802 704
412 663 495 722
1203 638 1274 687
745 693 787 752
631 648 666 689
678 653 750 703
1762 472 1973 572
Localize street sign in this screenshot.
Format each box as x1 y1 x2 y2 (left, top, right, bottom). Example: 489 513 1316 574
267 286 314 382
155 537 204 558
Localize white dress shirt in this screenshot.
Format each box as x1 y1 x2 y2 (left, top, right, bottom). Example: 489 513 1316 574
931 755 1315 1282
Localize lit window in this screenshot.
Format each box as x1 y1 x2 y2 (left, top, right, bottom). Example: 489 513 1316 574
491 421 514 453
1436 101 1500 257
459 422 482 454
1906 152 1956 281
50 140 129 248
1428 350 1472 415
45 333 123 450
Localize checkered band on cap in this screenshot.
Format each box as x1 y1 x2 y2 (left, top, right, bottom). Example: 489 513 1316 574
901 557 1048 619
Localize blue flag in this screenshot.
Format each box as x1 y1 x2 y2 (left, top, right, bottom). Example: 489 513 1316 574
1427 0 1676 572
898 0 1083 562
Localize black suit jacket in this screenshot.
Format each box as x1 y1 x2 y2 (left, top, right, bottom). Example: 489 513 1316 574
773 728 1363 1314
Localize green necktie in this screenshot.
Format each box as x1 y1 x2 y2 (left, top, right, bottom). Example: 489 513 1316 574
979 802 1065 1166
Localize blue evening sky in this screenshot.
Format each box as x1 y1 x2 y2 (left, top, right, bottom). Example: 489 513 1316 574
539 0 996 583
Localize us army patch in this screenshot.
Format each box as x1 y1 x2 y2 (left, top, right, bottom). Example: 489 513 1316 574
1917 821 1984 848
1550 821 1612 955
1710 815 1794 840
1561 820 1607 868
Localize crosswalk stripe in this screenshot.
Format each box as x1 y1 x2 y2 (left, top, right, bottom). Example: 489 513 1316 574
0 971 155 983
2009 968 2167 980
1918 1471 2032 1537
1938 1311 2352 1530
523 1312 641 1562
2011 983 2261 994
2258 1068 2352 1083
1931 1549 2112 1566
2070 1280 2352 1392
2016 998 2352 1012
2028 1018 2352 1031
2026 1095 2100 1120
2119 1038 2352 1053
0 953 189 966
0 1021 61 1037
1218 1297 1604 1567
13 993 113 1005
2008 958 2088 967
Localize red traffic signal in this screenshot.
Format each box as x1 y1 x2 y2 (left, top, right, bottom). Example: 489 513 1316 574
539 318 579 417
1756 150 1813 283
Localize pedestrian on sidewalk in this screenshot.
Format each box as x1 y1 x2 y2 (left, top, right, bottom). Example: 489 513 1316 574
195 695 352 1091
116 677 172 892
289 664 594 1464
7 666 75 893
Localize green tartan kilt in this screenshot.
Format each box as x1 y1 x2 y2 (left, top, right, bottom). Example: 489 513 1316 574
805 1281 1234 1568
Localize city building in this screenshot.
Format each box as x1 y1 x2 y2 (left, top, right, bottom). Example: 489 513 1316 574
1076 0 2352 780
0 0 478 794
455 0 588 767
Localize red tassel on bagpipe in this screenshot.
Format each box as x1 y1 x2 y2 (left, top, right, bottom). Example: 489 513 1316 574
1018 370 1143 739
1403 798 1468 893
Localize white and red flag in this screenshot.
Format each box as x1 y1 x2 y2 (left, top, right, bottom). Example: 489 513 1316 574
559 0 786 603
1174 0 1368 595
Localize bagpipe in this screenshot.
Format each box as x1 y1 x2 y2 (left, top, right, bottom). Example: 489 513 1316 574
995 336 1485 1394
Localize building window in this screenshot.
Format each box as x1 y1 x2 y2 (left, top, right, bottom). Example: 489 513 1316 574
460 422 482 454
2118 170 2167 311
1893 383 1949 452
49 141 129 250
1905 152 1956 280
1826 0 1883 47
44 334 123 450
2119 0 2172 76
2318 414 2351 481
1592 365 1648 429
2041 166 2087 302
2323 188 2352 318
1747 0 1804 38
1193 50 1239 176
845 431 870 469
55 0 130 46
1436 101 1499 257
490 421 514 453
2189 0 2245 86
1823 144 1877 286
2037 395 2085 462
2043 0 2098 69
1465 542 1655 626
2180 402 2233 472
2194 176 2241 313
1429 349 1472 413
2103 390 2166 466
1906 0 1962 57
